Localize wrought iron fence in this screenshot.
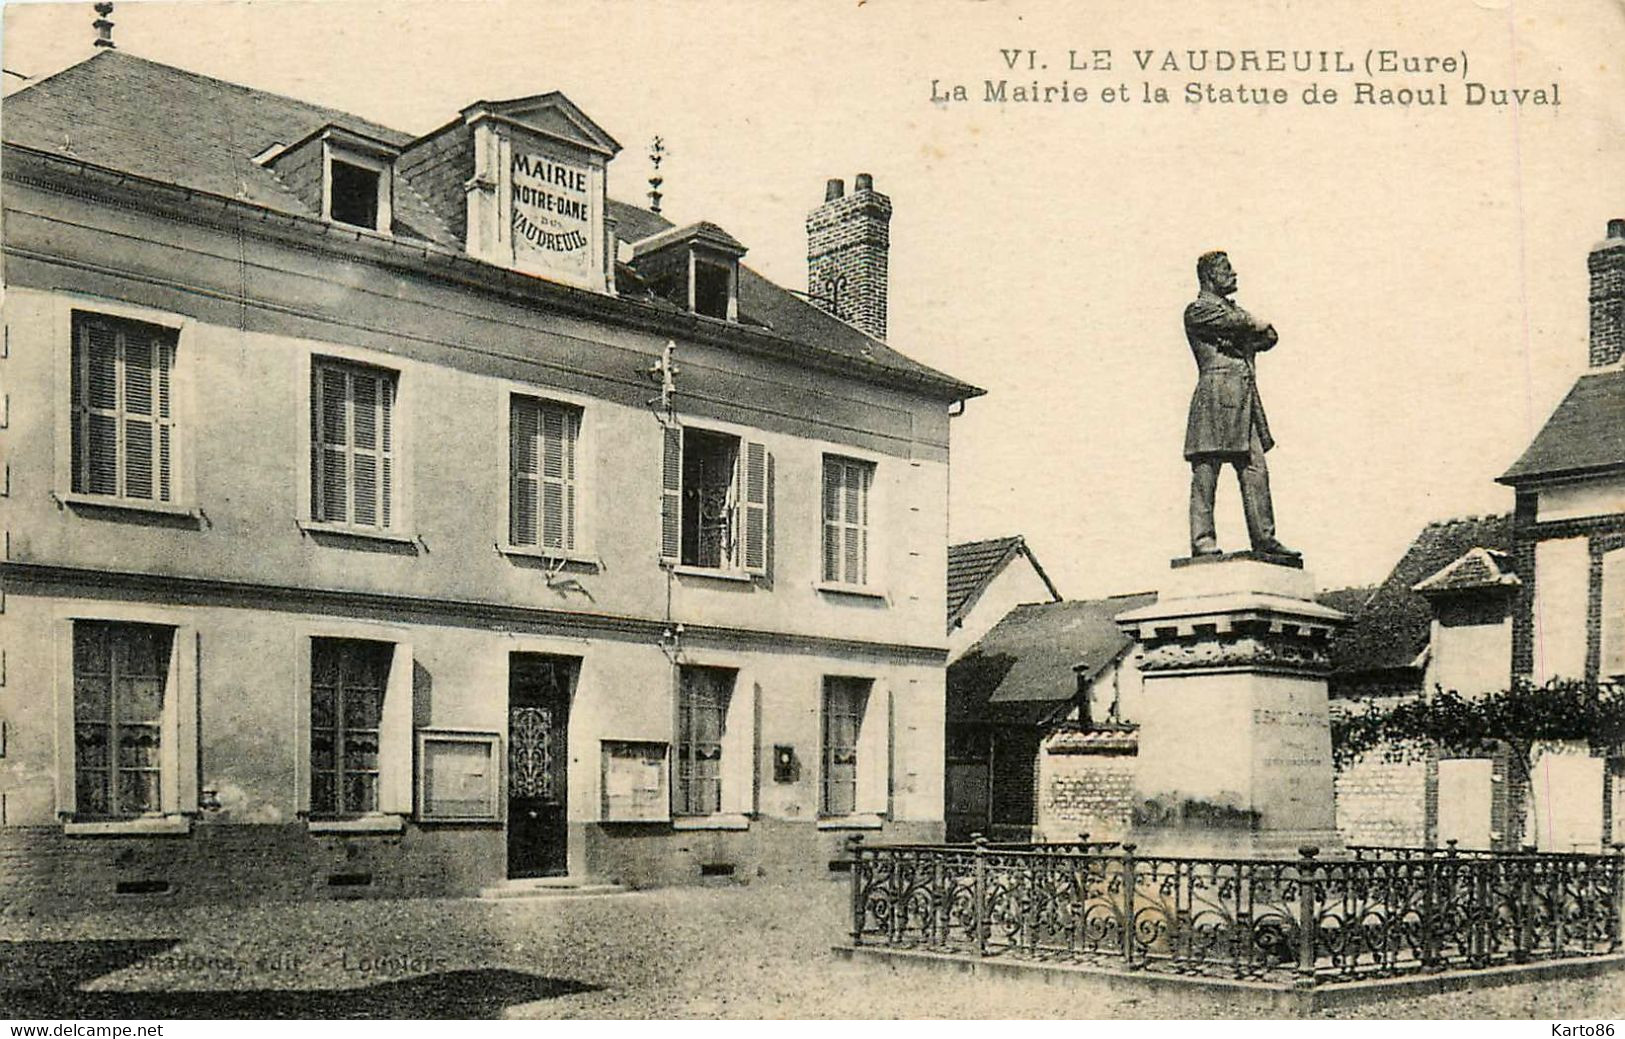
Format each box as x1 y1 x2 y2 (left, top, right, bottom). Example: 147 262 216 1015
848 838 1625 983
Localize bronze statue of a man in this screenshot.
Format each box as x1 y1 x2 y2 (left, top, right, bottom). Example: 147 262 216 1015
1183 250 1299 559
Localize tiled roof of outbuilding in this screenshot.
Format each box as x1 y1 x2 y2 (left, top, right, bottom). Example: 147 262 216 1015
2 50 980 400
1500 369 1625 484
1328 514 1513 686
947 594 1156 725
1412 547 1520 595
946 536 1062 630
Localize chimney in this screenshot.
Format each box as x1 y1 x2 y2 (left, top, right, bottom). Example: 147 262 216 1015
1589 218 1625 368
807 172 892 340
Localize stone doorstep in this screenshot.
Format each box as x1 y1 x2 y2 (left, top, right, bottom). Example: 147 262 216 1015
477 876 631 900
833 945 1625 1017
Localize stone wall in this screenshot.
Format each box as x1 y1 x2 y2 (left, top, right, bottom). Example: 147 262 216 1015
1035 739 1137 842
1333 754 1431 847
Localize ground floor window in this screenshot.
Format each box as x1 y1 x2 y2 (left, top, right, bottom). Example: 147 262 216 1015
822 676 871 816
675 665 735 816
73 621 172 818
310 638 392 817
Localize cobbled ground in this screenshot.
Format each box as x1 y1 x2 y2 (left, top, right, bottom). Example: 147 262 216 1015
0 878 1621 1019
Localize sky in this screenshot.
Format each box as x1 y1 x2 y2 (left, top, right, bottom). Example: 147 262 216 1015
4 0 1622 600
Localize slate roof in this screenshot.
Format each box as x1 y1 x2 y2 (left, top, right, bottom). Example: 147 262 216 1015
946 535 1061 631
1328 514 1513 688
947 594 1156 726
1500 369 1625 484
1412 547 1520 595
2 50 979 400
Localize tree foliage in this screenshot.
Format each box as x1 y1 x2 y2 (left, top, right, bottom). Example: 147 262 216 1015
1330 678 1625 772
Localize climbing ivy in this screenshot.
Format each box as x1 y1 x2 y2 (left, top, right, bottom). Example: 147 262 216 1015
1330 678 1625 777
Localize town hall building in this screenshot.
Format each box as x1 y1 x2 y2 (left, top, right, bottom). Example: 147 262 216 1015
0 49 979 904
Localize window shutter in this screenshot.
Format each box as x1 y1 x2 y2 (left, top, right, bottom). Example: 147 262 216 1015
1603 548 1625 679
540 406 568 550
122 330 156 500
855 682 891 815
379 377 394 530
510 397 540 547
660 425 682 564
720 677 759 815
742 441 769 575
378 642 414 815
821 459 841 582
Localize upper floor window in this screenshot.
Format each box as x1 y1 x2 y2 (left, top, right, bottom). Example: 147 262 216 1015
310 359 397 530
70 312 178 505
627 223 746 321
822 456 874 586
329 160 381 229
510 396 582 553
323 142 392 233
73 621 172 819
660 426 769 575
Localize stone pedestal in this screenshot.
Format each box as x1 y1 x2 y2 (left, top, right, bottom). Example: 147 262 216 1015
1114 553 1347 857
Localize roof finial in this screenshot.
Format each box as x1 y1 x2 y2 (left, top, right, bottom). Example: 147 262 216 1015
92 3 115 49
647 136 665 215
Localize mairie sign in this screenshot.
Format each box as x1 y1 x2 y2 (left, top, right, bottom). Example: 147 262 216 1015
511 151 592 278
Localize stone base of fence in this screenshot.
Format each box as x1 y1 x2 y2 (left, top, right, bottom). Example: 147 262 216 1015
834 943 1625 1016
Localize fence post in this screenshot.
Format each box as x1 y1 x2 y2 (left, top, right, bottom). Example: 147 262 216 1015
847 834 866 947
1296 846 1319 985
1121 842 1139 969
1612 843 1625 954
1513 855 1532 963
1421 853 1440 970
933 848 948 948
973 834 989 958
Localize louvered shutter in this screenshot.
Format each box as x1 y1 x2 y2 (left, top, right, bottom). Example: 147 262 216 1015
742 441 769 575
539 405 569 550
510 398 540 546
78 319 120 496
821 458 841 582
660 425 682 564
71 316 176 503
352 373 380 526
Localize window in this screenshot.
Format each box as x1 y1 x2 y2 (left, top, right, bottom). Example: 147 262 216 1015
510 396 581 552
660 427 768 574
693 260 732 319
309 638 392 818
71 312 178 504
329 160 381 229
73 622 172 818
822 456 874 585
821 677 870 816
821 677 890 820
310 360 396 530
675 666 735 816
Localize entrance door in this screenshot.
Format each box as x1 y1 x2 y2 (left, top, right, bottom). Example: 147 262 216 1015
945 725 991 842
508 655 574 878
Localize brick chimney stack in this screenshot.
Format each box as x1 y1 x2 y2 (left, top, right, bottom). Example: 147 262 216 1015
807 173 892 341
1588 218 1625 368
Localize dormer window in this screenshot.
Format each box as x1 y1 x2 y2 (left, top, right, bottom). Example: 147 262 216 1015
693 259 733 319
628 222 747 322
329 159 381 229
266 123 400 235
324 146 392 232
